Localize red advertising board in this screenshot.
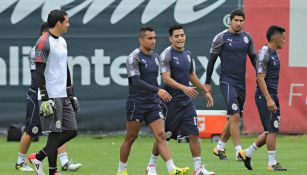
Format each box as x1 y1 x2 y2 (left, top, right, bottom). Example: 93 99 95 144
244 0 307 134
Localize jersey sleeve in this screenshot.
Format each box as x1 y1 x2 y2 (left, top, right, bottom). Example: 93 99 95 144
210 32 224 55
35 33 50 63
28 46 36 70
247 34 257 56
160 47 172 73
188 51 194 73
256 46 270 74
126 50 140 77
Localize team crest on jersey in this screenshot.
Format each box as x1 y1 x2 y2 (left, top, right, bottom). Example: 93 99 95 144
232 103 238 111
32 126 39 134
55 120 62 129
155 57 159 66
244 36 249 44
187 55 191 62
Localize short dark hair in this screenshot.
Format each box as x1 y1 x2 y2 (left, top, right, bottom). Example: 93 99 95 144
47 9 67 28
266 25 285 42
230 9 245 20
139 26 154 38
169 25 184 36
40 22 49 35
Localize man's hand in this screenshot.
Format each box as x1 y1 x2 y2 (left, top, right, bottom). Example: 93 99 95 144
182 86 198 99
39 99 55 117
203 91 214 108
267 98 277 113
157 89 172 102
67 86 80 113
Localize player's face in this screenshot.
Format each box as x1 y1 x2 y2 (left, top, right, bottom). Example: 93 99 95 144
58 15 70 34
276 32 286 49
230 16 244 33
170 29 186 51
140 31 156 51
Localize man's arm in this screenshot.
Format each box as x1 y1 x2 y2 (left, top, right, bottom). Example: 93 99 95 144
162 72 198 99
190 72 214 107
257 73 276 112
247 34 257 68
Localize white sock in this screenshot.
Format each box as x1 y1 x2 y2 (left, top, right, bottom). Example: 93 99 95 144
245 143 258 157
117 161 127 173
216 140 226 150
58 152 69 167
148 154 158 166
166 159 176 173
17 152 26 164
192 157 202 171
268 151 277 166
235 145 242 156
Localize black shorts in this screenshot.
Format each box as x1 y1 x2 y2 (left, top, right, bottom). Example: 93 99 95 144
40 97 77 132
164 101 199 140
220 82 245 117
126 99 164 125
255 94 280 133
25 88 42 137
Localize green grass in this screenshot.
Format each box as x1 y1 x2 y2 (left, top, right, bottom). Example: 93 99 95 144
0 134 306 175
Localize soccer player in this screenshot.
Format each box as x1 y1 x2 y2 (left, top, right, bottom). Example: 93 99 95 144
27 10 80 175
238 25 287 171
15 22 81 173
116 27 189 175
146 25 215 175
205 9 257 160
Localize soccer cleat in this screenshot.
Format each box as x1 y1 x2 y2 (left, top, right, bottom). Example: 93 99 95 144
193 165 215 175
28 153 45 175
146 164 157 175
15 161 34 171
116 170 128 175
267 163 287 171
238 150 252 170
169 166 189 175
61 160 82 171
213 147 228 160
236 152 243 161
51 171 62 175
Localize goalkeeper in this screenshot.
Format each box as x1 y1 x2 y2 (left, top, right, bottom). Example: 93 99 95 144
27 10 79 175
15 22 81 172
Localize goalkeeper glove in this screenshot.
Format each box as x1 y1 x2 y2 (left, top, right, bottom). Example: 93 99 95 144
67 86 80 113
39 89 55 117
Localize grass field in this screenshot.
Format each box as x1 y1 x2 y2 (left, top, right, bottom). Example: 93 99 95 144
0 134 306 175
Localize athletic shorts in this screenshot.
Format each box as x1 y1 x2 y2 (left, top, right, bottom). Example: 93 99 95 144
164 100 199 140
25 88 42 137
126 99 164 125
255 94 280 133
40 97 77 132
220 81 245 117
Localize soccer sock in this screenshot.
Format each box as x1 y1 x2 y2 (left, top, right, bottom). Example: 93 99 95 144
36 148 48 161
17 152 26 164
148 154 158 166
58 152 69 167
216 140 226 150
235 145 242 155
166 159 176 173
57 130 77 148
192 157 202 171
117 161 127 173
245 142 258 157
49 167 57 175
268 151 277 166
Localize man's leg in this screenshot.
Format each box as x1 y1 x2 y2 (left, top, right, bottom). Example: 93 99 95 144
229 113 242 156
146 142 159 174
117 121 140 174
16 133 34 171
266 132 277 166
148 118 189 174
58 143 82 171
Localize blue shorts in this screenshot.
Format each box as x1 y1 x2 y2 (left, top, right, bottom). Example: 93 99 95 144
255 94 280 133
25 88 42 137
164 101 199 140
126 99 164 125
220 82 245 117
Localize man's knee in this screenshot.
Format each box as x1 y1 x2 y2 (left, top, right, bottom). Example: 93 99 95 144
125 134 138 145
155 131 166 142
